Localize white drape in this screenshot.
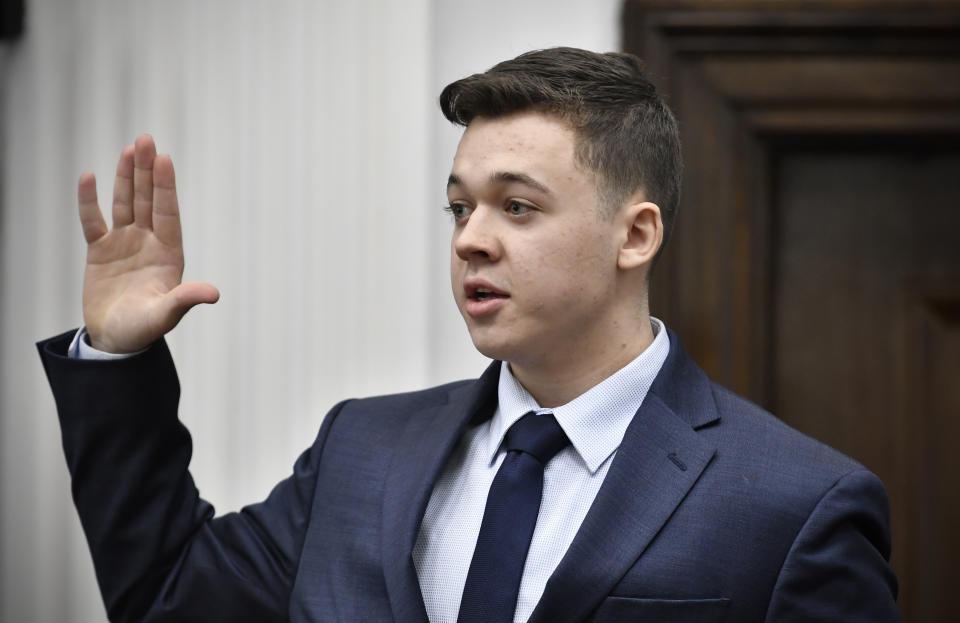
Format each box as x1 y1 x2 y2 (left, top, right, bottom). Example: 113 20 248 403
0 0 618 619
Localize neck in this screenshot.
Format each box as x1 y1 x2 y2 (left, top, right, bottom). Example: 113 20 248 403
509 314 655 408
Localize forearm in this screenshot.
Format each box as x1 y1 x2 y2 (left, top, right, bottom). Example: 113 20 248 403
38 330 213 620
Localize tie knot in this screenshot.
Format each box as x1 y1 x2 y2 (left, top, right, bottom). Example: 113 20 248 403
504 412 570 465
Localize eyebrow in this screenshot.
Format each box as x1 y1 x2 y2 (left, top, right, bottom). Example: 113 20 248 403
447 171 552 196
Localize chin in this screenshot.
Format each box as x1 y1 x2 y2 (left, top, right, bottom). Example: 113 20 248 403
466 328 522 363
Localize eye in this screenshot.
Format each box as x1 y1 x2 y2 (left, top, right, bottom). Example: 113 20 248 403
443 203 472 221
506 201 533 216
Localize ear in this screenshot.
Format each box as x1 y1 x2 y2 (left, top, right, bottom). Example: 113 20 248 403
617 200 663 272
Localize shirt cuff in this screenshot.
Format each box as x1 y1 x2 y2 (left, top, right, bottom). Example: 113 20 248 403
68 327 145 360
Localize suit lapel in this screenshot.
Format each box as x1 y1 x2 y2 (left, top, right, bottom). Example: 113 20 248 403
529 331 720 623
380 362 500 623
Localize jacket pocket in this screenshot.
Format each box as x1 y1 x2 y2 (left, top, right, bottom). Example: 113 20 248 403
590 596 730 622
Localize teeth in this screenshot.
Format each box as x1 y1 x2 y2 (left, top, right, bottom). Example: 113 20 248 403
470 286 501 301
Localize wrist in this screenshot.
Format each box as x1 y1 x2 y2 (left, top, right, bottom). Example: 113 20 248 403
74 328 146 360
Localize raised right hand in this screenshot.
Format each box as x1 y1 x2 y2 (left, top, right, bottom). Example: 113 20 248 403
78 135 220 353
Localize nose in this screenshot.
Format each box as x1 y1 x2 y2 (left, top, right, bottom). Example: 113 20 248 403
453 206 501 262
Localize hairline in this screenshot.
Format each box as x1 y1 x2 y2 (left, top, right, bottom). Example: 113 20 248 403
464 110 641 221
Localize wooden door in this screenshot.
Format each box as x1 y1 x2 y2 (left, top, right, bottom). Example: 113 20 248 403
623 3 960 621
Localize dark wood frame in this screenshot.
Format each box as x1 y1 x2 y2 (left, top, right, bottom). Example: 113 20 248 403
623 0 960 405
622 4 960 620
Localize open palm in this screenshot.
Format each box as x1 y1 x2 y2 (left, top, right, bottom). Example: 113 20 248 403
79 135 219 353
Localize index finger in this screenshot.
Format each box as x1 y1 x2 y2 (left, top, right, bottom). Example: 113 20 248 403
152 154 182 247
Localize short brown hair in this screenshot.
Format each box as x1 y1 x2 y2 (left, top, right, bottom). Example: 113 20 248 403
440 47 682 255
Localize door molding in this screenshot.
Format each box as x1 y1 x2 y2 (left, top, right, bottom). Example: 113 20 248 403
623 0 960 402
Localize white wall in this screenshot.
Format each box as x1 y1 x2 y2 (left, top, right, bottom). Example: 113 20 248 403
0 0 620 619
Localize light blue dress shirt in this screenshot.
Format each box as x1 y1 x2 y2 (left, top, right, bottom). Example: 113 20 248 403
413 318 669 623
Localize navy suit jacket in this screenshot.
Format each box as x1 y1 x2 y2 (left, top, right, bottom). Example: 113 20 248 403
38 329 899 622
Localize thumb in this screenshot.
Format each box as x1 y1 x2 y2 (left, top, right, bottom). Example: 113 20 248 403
160 281 221 331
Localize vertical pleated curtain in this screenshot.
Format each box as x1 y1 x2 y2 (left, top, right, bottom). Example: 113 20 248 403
0 0 618 619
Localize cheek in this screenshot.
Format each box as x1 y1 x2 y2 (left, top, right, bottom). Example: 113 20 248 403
449 257 465 299
540 235 615 301
515 250 595 309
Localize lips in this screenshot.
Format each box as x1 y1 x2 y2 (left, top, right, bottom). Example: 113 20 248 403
465 279 508 299
463 279 509 317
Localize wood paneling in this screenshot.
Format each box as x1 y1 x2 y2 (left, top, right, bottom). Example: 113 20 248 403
898 288 960 622
623 3 960 621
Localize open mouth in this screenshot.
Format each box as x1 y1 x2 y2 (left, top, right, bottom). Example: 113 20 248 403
472 287 508 302
463 281 510 316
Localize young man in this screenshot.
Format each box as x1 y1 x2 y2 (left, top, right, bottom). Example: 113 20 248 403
38 48 899 622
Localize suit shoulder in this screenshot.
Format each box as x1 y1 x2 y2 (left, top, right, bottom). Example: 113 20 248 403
707 382 867 483
339 378 477 415
693 383 892 563
310 378 482 458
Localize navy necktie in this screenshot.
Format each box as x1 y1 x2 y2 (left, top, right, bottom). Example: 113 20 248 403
457 411 571 623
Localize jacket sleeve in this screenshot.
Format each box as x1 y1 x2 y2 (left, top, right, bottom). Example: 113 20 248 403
764 468 901 622
37 330 344 623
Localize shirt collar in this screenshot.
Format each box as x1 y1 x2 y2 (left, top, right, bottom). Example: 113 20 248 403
487 318 670 473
